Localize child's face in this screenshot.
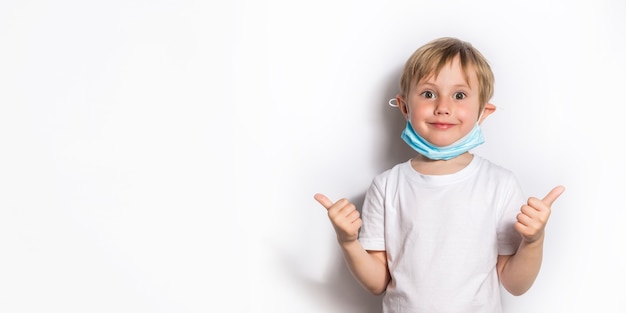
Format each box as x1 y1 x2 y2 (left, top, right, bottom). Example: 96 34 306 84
404 56 483 147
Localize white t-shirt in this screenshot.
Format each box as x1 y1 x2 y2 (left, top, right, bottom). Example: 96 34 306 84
358 155 524 313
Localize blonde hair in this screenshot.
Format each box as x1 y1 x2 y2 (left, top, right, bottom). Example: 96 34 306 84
399 37 494 110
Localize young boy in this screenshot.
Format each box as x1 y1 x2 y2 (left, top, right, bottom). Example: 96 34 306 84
314 37 565 312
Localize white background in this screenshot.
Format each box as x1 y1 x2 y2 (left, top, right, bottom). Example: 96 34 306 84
0 0 624 312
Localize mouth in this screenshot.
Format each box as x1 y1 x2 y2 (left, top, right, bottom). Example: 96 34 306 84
430 122 456 130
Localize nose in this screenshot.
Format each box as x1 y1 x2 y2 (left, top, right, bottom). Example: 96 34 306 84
434 98 451 116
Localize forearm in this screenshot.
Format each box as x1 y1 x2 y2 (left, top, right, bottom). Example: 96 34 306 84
499 237 544 296
339 240 390 295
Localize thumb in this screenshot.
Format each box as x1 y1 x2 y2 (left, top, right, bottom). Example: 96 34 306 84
542 185 566 207
314 193 334 210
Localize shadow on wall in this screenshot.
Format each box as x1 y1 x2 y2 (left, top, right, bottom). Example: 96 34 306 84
280 68 415 313
376 66 416 172
280 192 383 313
285 66 414 313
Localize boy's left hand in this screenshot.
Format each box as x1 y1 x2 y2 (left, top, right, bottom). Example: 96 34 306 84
515 185 565 243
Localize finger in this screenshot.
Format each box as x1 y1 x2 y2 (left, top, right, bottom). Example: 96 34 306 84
314 193 334 210
542 185 565 207
346 209 361 223
519 206 548 226
516 212 530 226
514 220 531 235
519 205 537 218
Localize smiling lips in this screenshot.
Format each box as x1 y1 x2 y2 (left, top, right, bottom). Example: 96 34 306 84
430 122 456 129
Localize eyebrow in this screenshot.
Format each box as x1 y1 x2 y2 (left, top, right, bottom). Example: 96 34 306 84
416 82 471 89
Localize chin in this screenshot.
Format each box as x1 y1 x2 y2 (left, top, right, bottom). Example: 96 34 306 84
429 139 456 147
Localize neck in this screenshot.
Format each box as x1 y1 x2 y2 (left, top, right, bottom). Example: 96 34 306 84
410 152 474 175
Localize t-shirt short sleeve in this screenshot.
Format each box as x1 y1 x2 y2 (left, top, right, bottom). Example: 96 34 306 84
496 175 525 255
358 175 387 251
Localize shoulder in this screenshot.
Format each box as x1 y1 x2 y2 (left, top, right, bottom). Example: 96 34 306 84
363 160 412 197
473 155 525 200
474 155 516 178
371 160 411 185
473 155 523 194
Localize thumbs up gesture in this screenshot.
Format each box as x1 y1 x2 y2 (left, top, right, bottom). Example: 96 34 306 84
314 193 362 243
515 185 565 243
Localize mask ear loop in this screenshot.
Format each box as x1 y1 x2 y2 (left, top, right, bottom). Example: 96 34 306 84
477 107 487 124
391 98 412 124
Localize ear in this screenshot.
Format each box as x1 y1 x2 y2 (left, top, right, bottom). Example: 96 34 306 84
478 103 496 124
396 95 409 120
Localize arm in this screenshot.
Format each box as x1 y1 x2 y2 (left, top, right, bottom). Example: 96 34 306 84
497 238 544 296
314 194 391 295
497 186 565 296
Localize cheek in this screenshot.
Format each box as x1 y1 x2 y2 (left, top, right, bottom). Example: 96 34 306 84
410 105 433 121
458 106 481 122
407 109 421 122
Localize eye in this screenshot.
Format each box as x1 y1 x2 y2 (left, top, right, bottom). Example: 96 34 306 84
453 92 466 100
421 90 436 99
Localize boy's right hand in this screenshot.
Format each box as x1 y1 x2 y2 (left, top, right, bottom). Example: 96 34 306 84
314 193 362 243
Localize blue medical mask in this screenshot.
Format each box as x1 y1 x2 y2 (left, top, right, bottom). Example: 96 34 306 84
388 98 486 160
401 120 485 160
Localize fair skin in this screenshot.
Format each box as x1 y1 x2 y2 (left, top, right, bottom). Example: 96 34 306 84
315 56 565 296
